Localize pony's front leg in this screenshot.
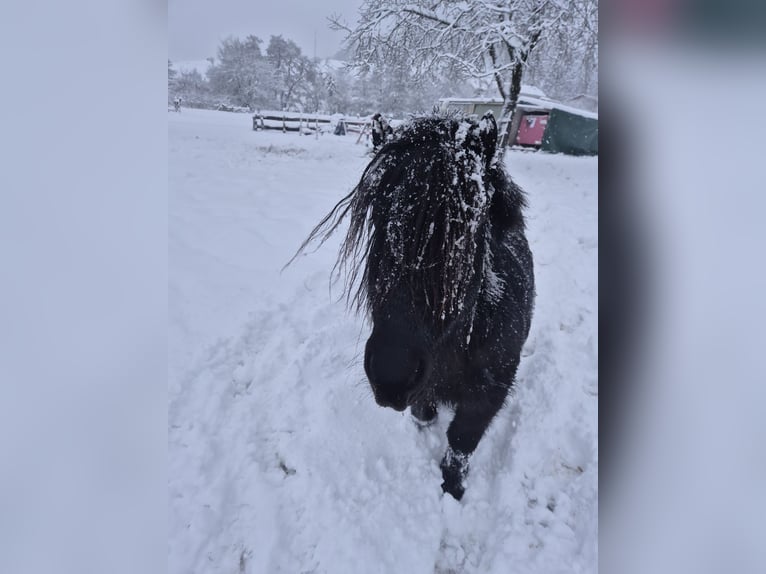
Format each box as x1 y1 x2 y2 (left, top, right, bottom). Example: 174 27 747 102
440 385 507 500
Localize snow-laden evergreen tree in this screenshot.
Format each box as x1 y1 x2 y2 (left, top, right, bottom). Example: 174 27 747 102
207 35 275 109
324 66 355 114
331 0 598 145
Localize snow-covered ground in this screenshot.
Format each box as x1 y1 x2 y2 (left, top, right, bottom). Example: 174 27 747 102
169 108 598 574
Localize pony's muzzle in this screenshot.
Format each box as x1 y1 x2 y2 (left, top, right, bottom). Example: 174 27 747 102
364 332 429 412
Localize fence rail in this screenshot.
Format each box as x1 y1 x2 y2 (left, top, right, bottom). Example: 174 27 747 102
252 112 370 135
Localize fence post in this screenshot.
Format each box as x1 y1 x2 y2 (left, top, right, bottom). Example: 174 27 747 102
282 114 286 133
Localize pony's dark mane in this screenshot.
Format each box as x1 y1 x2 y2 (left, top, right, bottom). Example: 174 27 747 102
289 114 527 322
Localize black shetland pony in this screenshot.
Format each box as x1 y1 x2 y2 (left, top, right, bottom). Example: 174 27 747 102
291 112 535 499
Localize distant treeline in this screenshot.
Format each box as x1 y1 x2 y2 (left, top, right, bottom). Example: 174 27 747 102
168 34 469 117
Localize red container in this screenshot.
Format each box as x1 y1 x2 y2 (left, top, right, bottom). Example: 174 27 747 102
515 113 549 146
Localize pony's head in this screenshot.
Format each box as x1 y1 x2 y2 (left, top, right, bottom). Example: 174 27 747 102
291 112 514 411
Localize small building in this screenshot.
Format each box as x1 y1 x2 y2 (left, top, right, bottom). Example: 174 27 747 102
437 88 598 156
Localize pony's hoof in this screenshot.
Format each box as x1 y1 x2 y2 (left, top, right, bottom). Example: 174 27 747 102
441 478 465 501
440 447 469 500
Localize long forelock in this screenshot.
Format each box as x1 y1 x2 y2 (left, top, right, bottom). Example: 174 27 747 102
341 119 496 322
289 115 508 324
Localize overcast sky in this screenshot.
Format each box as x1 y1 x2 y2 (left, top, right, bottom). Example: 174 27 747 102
169 0 363 62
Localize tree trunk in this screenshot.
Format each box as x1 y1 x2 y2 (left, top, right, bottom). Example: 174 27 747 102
497 99 516 149
498 61 525 148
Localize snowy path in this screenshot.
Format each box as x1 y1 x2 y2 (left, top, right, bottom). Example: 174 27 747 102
169 109 597 574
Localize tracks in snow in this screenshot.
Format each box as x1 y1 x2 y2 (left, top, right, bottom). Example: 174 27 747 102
170 271 596 574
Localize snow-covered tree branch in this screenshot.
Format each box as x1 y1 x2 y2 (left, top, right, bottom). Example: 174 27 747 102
330 0 598 145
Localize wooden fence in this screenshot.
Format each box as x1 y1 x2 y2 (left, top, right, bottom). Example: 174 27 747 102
252 112 370 136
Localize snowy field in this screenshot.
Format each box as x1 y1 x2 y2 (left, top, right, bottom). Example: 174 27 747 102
169 108 598 573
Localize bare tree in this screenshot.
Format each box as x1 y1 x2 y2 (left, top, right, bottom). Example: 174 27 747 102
168 60 177 99
171 69 211 104
331 0 596 146
267 35 318 111
525 0 598 106
168 60 176 82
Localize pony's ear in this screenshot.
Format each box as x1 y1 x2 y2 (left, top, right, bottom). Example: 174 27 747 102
478 111 498 166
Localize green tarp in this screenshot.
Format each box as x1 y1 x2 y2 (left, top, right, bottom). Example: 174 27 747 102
540 108 598 156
